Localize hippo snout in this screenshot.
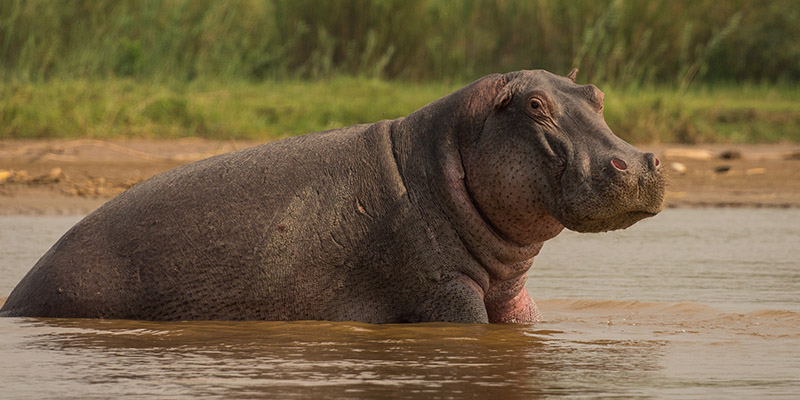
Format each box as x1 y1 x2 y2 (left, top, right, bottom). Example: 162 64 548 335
558 149 666 233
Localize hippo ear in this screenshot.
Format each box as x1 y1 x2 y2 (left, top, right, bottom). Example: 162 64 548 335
493 86 513 110
566 68 579 83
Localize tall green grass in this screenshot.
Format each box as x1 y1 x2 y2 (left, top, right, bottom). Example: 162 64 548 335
2 0 799 85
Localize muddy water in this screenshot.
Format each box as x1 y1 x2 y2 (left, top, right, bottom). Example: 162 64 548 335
1 209 799 399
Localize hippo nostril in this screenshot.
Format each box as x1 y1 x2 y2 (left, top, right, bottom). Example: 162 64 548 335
610 158 628 171
644 152 660 170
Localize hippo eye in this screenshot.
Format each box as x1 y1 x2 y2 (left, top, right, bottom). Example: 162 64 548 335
525 92 551 119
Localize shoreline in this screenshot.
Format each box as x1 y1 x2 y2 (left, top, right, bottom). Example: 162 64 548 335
2 139 800 216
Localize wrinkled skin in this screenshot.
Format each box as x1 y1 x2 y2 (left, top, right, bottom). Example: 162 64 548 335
0 70 665 323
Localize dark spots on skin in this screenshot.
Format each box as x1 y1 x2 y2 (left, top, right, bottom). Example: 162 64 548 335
463 135 564 244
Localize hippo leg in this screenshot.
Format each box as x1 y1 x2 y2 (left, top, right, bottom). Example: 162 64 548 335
483 276 540 323
485 287 540 323
415 276 489 323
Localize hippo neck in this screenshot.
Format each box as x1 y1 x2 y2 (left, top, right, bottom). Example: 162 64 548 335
389 85 560 281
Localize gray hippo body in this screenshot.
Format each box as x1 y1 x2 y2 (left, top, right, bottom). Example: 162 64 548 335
1 70 665 323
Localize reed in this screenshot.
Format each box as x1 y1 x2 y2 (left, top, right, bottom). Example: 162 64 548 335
1 0 798 85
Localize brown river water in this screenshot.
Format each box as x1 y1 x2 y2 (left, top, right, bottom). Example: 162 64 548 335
1 209 798 399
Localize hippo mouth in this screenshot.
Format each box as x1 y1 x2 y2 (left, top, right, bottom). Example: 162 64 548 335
589 209 660 230
559 208 660 233
555 173 665 233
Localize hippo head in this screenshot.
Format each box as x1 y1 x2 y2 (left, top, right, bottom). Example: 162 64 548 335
460 69 665 240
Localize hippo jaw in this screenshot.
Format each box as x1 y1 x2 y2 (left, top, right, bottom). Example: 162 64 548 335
556 196 664 233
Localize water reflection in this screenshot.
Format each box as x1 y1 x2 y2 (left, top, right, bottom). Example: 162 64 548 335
3 210 799 398
5 318 663 399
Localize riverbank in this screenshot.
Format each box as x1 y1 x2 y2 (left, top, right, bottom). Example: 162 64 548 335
1 139 799 215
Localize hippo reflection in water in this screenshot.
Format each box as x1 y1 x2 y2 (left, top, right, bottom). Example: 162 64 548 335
0 69 665 323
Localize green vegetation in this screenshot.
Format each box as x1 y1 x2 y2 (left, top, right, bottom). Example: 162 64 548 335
0 78 455 139
3 0 798 84
3 79 798 143
1 0 798 143
604 85 800 144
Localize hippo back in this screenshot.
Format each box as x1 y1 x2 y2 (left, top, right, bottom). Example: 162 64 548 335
0 121 424 321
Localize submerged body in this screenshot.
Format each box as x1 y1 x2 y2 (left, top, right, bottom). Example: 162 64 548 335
1 70 665 323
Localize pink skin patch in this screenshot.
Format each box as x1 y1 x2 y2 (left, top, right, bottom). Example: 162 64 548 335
486 288 540 323
458 275 540 323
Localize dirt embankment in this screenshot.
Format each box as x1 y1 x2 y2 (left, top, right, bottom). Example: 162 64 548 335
1 139 799 215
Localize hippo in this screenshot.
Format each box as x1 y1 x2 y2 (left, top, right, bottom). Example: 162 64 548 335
0 69 665 323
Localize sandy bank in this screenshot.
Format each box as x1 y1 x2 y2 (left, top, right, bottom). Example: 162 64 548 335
2 139 799 215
